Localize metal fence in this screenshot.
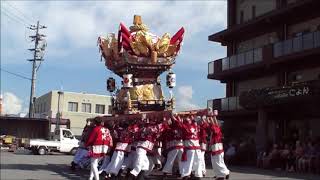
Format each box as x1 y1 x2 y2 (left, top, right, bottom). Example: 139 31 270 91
273 30 320 58
208 61 214 75
221 48 262 71
207 97 243 112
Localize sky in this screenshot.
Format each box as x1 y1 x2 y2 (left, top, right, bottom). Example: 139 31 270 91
1 1 227 114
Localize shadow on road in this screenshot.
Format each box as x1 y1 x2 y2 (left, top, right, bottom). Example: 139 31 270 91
1 163 89 180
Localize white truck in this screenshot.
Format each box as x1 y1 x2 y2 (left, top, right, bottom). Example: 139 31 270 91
25 128 79 155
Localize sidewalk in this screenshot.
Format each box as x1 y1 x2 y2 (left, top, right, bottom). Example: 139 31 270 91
218 166 319 180
148 166 320 180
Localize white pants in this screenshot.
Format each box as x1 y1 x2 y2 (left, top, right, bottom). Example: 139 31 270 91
123 150 136 170
105 151 125 175
145 156 155 176
130 148 149 176
154 147 162 166
98 155 111 174
211 152 230 178
89 157 102 180
162 148 183 174
199 150 206 175
73 148 88 164
181 149 202 177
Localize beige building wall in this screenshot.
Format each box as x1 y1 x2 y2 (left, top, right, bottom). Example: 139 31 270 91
34 91 112 135
34 91 52 116
236 0 276 24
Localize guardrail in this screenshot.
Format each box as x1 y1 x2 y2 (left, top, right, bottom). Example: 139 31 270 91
208 48 263 75
273 30 320 58
207 96 243 112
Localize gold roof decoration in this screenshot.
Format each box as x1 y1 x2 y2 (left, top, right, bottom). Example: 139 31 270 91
130 15 149 32
98 15 185 69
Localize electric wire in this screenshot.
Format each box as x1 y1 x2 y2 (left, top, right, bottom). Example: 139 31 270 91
1 6 29 25
1 8 29 26
3 1 35 25
0 68 31 81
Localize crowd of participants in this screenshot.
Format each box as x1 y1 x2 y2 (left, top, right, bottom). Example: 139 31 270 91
71 111 230 180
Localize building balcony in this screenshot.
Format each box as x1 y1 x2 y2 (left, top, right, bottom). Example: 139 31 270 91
273 31 320 58
209 0 319 44
208 30 320 81
207 96 243 112
207 46 268 81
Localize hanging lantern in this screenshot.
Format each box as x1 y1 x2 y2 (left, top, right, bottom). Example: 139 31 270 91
166 71 176 88
213 110 219 116
107 77 116 92
123 74 133 88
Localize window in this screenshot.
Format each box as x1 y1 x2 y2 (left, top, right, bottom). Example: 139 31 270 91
108 105 113 114
63 130 73 138
68 102 78 112
95 104 105 114
82 103 91 113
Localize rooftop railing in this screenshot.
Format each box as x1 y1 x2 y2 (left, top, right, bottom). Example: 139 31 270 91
208 48 263 75
222 48 262 71
208 61 214 75
208 30 320 76
207 96 243 112
273 30 320 58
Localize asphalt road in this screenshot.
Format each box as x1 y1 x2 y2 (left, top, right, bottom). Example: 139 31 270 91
1 149 319 180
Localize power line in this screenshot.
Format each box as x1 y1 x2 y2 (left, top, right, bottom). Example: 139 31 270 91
1 6 31 27
1 6 30 26
3 1 35 25
1 8 29 26
0 68 31 81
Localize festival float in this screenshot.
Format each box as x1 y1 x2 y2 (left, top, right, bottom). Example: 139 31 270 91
97 15 185 121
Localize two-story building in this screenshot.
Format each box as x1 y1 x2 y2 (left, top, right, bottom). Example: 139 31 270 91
207 0 320 152
34 90 112 135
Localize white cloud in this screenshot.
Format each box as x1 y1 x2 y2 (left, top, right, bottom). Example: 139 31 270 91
2 1 227 64
175 85 200 112
2 92 26 114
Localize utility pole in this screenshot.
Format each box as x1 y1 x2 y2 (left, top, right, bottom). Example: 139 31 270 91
56 91 64 131
28 21 47 118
